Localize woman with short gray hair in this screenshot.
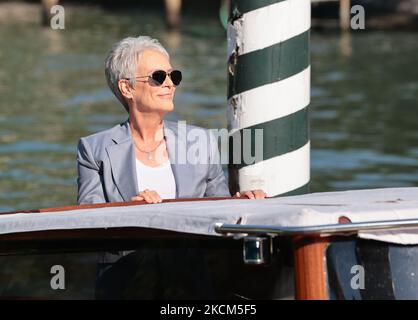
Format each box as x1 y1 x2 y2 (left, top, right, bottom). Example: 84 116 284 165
77 35 266 204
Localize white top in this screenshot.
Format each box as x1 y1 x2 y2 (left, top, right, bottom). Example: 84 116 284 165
135 159 176 199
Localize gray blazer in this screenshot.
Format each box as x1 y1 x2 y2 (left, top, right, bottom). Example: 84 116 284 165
77 119 231 205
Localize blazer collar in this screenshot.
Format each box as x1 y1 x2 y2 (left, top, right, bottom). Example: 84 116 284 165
163 120 189 198
106 119 137 201
110 119 132 145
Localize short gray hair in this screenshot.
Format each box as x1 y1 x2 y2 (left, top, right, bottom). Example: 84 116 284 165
105 36 169 112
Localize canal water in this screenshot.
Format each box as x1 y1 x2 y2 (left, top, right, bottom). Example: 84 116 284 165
0 4 417 211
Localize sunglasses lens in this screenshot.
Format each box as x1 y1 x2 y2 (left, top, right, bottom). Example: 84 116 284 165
170 70 182 86
151 71 167 85
150 70 182 86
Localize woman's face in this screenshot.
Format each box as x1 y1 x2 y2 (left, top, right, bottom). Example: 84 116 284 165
131 49 176 115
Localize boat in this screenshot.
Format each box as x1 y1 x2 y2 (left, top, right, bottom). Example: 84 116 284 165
1 187 418 299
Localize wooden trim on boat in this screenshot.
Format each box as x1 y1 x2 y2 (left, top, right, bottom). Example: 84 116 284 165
292 216 350 299
0 196 245 215
293 236 329 300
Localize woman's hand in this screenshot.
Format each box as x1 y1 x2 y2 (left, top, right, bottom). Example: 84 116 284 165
234 189 267 199
131 189 162 204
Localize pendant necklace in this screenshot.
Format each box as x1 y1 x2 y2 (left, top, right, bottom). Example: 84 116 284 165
133 138 164 161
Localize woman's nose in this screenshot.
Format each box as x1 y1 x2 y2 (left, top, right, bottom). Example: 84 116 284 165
163 74 174 87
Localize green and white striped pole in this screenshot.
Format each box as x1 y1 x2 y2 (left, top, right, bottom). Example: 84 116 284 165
227 0 311 197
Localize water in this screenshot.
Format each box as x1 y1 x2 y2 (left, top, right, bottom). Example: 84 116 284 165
0 4 417 211
310 31 418 192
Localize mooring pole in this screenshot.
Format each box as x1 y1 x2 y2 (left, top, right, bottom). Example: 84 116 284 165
227 0 311 197
41 0 59 26
340 0 351 31
164 0 182 29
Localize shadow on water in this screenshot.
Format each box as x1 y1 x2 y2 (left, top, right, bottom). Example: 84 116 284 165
0 3 417 211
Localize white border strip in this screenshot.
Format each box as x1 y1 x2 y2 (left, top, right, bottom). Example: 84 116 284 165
228 66 310 130
238 0 311 55
238 141 310 197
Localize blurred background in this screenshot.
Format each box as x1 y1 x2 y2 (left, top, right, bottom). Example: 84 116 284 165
0 0 417 211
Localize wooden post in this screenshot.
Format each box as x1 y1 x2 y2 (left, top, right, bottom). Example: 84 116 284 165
293 237 329 300
227 0 311 197
41 0 59 26
164 0 182 30
340 0 351 31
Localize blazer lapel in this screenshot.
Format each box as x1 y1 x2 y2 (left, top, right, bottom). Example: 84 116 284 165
106 120 138 202
164 120 191 198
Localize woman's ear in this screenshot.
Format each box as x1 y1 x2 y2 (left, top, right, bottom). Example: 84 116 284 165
118 79 133 101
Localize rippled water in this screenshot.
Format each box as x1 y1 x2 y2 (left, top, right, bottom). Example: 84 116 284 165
0 4 417 211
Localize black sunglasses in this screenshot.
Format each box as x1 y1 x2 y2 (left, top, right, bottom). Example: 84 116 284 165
128 70 182 86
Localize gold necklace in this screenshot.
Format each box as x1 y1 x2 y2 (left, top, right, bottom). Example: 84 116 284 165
133 138 165 160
